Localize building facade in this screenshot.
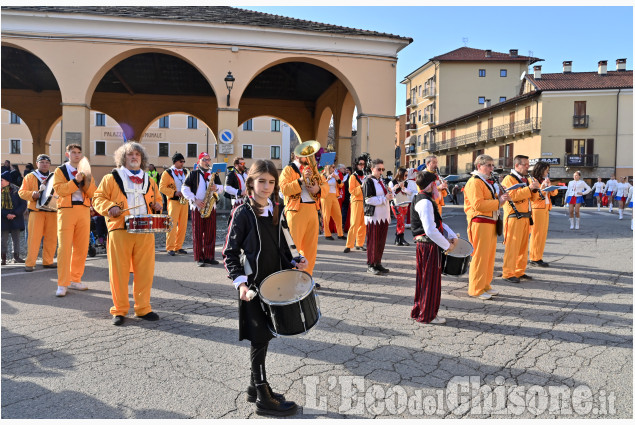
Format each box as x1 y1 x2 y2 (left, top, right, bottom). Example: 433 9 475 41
430 60 633 183
401 47 541 168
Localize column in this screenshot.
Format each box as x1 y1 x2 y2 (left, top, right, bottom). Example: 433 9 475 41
61 104 91 159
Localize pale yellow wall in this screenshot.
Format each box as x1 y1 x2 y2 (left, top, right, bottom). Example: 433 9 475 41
237 116 285 170
1 109 35 165
615 91 633 179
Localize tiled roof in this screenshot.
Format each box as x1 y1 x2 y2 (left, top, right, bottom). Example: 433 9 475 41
432 91 541 129
527 71 633 91
1 6 413 42
431 47 542 65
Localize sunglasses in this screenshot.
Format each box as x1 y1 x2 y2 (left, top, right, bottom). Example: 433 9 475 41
377 168 385 172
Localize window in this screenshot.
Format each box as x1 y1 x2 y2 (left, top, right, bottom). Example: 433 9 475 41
418 111 421 122
159 143 169 157
524 106 531 123
478 97 486 104
417 135 421 146
159 116 170 128
271 145 281 159
500 69 507 77
499 97 507 103
95 113 106 127
187 143 197 158
187 116 197 129
10 112 20 124
271 119 280 132
243 145 253 159
479 69 486 77
573 101 588 127
10 139 21 154
95 140 106 156
243 119 253 131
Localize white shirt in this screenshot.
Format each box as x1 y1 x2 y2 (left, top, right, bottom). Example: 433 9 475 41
116 167 149 215
65 163 84 202
181 170 224 211
364 176 391 225
616 182 630 197
405 179 418 201
327 176 338 194
626 186 633 205
565 180 592 198
224 170 247 206
414 198 457 251
293 160 315 203
388 180 415 197
170 166 186 192
592 181 605 195
606 179 618 193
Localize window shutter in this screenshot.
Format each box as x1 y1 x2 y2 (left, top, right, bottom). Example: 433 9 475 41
499 145 504 158
565 139 573 154
586 139 594 155
508 143 514 159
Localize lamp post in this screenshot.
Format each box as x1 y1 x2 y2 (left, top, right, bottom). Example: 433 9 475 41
224 71 235 107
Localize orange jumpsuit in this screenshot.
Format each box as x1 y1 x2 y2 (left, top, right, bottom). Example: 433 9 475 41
345 174 366 249
320 178 344 238
159 169 189 252
502 174 539 279
19 172 58 267
464 176 501 296
52 165 96 287
93 170 162 317
529 187 557 262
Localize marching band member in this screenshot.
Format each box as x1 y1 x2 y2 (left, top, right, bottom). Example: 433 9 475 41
52 144 96 297
615 177 631 220
404 167 417 228
182 152 224 267
528 161 557 267
423 155 449 215
223 159 306 417
501 155 540 283
93 142 163 325
224 157 248 210
363 159 393 275
605 175 618 213
411 171 457 324
320 164 344 240
159 152 189 256
389 167 414 246
344 158 367 253
19 154 58 271
591 177 606 212
339 164 351 234
279 150 327 277
464 155 510 299
565 171 592 229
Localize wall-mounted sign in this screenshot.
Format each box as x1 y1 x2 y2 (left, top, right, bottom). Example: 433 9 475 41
219 129 234 144
541 152 553 156
530 158 561 166
218 144 234 155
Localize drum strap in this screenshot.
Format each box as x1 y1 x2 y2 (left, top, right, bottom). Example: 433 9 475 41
280 208 303 263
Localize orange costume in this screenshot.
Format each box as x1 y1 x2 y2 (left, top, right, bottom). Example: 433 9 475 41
52 164 96 287
93 169 162 317
529 184 557 263
320 175 344 238
159 168 189 253
463 175 501 296
501 173 539 279
19 171 58 268
345 173 366 250
279 162 328 276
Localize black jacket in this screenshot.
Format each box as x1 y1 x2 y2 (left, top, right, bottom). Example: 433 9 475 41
224 169 244 200
1 183 27 231
222 202 295 288
183 169 221 194
362 176 383 217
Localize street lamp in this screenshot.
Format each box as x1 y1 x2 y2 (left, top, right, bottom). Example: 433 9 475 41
224 71 235 107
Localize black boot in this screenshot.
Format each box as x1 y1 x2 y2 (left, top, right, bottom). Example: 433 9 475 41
247 371 285 403
255 383 298 417
400 234 410 246
1 253 6 266
394 234 400 246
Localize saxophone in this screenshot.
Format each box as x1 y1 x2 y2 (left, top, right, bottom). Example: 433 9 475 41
200 171 220 218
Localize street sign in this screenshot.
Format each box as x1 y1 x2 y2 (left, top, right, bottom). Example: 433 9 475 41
218 144 234 155
219 129 234 144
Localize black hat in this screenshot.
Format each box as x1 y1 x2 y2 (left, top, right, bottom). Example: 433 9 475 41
172 152 185 164
416 170 437 190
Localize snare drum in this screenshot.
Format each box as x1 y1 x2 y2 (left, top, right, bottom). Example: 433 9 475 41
126 214 172 233
441 237 473 276
258 269 321 337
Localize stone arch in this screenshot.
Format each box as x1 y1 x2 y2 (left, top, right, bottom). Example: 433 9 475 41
316 107 333 147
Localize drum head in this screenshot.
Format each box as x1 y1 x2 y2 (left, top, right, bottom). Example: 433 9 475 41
260 270 314 304
447 237 473 257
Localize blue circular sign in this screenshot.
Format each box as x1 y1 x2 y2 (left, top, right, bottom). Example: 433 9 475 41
220 129 234 144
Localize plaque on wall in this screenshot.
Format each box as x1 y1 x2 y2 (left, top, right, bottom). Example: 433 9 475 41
218 144 234 155
65 132 82 145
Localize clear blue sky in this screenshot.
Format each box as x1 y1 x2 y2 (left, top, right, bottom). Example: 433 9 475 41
245 6 633 116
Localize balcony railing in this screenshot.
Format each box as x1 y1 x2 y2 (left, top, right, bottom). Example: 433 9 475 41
573 115 589 128
465 163 476 173
423 88 435 99
406 145 417 154
406 123 418 131
565 154 598 167
422 115 435 125
429 117 542 153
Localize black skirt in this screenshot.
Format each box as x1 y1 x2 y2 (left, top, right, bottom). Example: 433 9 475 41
238 215 281 343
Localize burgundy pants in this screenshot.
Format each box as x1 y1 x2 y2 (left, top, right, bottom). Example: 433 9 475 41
191 208 216 261
411 242 442 323
366 220 389 265
391 205 409 235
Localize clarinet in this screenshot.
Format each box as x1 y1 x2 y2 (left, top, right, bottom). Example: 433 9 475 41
530 176 546 201
494 172 523 219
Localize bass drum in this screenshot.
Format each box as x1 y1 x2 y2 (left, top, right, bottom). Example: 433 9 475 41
441 237 473 276
258 269 321 337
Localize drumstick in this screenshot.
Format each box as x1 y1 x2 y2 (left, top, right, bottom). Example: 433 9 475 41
120 204 144 213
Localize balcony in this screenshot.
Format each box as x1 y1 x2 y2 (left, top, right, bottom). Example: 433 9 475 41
406 145 417 155
406 98 411 107
573 115 589 128
410 98 418 108
429 117 542 153
565 154 598 167
406 123 418 131
422 115 435 125
423 88 435 99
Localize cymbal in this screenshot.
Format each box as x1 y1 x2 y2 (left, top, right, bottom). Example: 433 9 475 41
77 157 92 192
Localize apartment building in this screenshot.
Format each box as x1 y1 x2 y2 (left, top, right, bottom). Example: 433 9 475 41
1 110 294 182
430 59 633 182
401 47 542 167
